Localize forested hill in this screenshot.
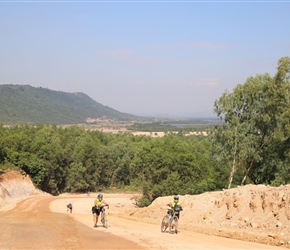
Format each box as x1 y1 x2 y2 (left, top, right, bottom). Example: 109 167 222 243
0 84 141 125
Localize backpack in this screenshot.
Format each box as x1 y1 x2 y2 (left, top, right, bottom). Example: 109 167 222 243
174 204 182 212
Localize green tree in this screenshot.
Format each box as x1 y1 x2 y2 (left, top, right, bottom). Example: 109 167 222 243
211 56 290 188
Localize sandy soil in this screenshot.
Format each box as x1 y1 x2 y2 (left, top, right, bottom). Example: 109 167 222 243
0 192 286 250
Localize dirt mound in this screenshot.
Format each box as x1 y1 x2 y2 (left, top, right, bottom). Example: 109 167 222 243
0 169 49 209
125 184 290 247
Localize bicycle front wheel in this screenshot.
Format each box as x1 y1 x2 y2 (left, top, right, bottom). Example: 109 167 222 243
101 213 108 228
161 215 169 232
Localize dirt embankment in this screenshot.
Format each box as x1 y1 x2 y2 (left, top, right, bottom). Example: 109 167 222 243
1 170 290 248
127 184 290 248
0 170 49 209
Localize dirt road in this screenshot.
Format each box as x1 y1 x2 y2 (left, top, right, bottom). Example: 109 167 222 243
0 194 284 250
0 196 145 250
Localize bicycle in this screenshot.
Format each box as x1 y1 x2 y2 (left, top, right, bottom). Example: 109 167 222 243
100 205 109 228
161 206 179 234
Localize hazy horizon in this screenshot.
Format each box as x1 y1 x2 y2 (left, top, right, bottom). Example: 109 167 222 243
1 1 289 117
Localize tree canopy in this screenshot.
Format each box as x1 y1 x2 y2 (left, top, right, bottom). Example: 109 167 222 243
211 56 290 188
0 124 224 205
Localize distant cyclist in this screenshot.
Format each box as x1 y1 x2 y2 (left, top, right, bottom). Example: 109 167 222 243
167 195 183 218
66 203 72 213
92 193 109 227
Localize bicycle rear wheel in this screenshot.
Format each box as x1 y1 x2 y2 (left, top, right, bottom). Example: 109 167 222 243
161 215 169 232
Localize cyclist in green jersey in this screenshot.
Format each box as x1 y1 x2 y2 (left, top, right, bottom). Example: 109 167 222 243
167 195 183 219
92 193 109 227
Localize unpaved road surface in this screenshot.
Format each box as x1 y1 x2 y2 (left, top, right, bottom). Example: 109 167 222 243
0 196 144 250
0 195 283 250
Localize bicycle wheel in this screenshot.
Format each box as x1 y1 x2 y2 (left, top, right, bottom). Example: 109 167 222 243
173 216 179 234
169 216 178 234
161 215 169 232
101 213 108 228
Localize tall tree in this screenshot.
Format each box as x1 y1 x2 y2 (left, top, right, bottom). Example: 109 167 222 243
211 56 290 188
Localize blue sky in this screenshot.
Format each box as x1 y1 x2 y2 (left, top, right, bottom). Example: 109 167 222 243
1 1 290 118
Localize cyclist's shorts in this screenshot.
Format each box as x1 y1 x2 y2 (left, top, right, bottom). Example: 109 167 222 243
92 206 101 215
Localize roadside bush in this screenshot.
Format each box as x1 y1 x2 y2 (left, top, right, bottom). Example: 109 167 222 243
137 195 151 207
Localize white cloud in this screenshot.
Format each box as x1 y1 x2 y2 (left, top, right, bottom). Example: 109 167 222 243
192 78 220 87
189 42 231 49
94 48 133 59
151 41 231 50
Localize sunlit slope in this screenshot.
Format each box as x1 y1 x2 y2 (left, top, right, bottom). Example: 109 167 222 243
0 84 140 124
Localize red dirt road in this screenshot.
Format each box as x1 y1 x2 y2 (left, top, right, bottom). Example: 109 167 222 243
0 195 283 250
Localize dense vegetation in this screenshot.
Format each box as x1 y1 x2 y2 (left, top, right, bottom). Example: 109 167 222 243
0 124 226 206
0 84 140 124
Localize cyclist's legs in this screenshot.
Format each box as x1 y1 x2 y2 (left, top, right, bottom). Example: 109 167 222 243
92 207 101 226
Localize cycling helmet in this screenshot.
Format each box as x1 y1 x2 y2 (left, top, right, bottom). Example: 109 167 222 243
97 193 103 199
174 195 179 200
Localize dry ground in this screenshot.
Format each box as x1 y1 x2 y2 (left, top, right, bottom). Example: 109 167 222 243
1 170 290 250
0 193 286 250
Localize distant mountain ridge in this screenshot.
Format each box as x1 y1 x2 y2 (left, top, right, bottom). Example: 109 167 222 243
0 84 141 125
